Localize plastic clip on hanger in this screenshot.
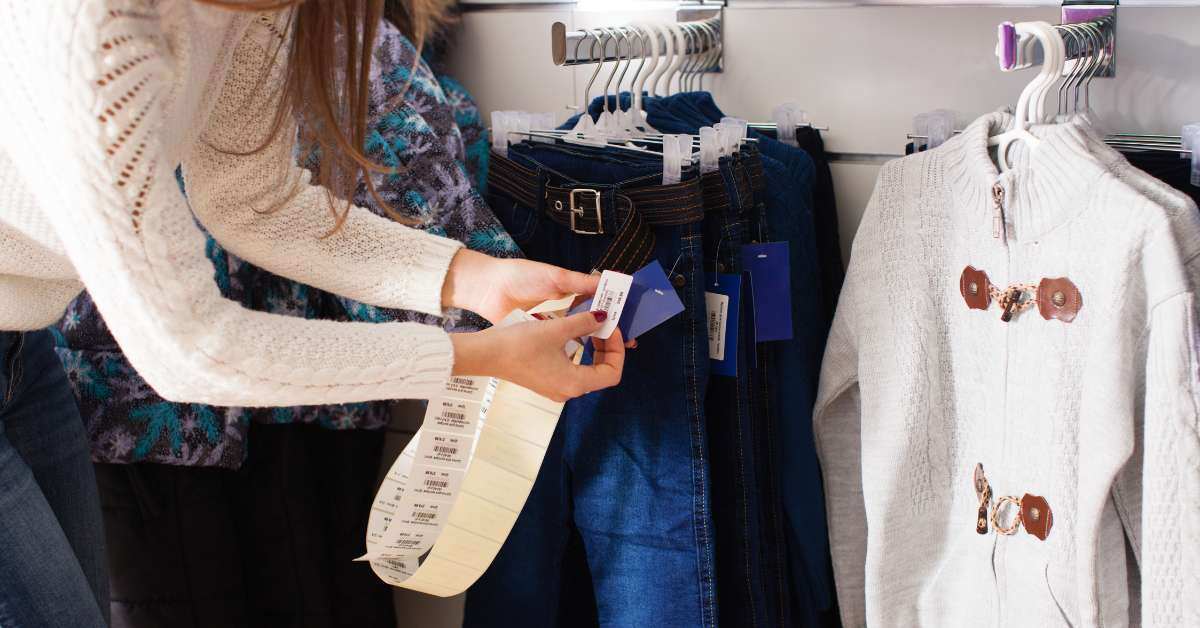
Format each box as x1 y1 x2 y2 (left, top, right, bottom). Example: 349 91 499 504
699 126 720 174
771 103 808 147
1184 123 1200 187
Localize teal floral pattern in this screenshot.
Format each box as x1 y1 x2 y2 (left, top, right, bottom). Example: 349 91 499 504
54 20 518 468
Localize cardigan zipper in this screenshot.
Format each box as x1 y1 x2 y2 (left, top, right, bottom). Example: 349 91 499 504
991 183 1006 240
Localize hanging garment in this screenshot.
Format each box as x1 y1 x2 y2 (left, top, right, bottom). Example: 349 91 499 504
815 111 1200 628
1115 149 1200 208
581 92 840 627
465 142 718 628
96 424 391 628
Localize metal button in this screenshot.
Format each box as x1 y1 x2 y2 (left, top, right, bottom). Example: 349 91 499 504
1029 507 1041 521
968 281 979 295
671 274 686 288
1052 291 1066 307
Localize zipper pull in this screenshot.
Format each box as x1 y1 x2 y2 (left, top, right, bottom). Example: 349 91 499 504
991 183 1006 239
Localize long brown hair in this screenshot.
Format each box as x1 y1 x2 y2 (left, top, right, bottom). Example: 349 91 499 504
197 0 457 231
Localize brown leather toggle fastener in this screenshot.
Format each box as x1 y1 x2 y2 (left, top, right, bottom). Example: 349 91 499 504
973 463 992 535
959 266 992 311
1020 493 1054 541
1036 277 1082 323
999 287 1025 323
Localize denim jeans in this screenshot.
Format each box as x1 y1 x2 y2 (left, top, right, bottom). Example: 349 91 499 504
701 152 785 628
0 329 108 628
465 142 717 628
585 93 839 625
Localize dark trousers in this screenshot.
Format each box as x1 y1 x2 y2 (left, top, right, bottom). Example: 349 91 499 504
97 423 394 628
465 143 717 628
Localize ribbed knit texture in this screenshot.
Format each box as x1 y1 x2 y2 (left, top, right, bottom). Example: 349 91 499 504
0 1 464 405
815 111 1200 628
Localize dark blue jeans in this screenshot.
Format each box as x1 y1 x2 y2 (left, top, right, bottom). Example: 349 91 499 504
584 93 838 626
700 152 784 628
465 142 717 628
0 329 108 627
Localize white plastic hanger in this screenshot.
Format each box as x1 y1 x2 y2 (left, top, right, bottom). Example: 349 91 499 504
660 23 688 96
630 24 660 133
645 23 673 98
988 21 1063 172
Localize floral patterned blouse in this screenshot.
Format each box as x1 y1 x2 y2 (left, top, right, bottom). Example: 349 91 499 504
53 21 515 469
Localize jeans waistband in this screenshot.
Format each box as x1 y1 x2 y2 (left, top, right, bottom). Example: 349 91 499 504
489 151 706 273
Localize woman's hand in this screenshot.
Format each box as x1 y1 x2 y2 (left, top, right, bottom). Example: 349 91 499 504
450 311 626 402
442 250 598 324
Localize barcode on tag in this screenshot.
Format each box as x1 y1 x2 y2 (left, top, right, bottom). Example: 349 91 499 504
705 291 728 360
411 468 463 500
443 375 491 403
416 432 471 468
424 398 481 435
591 270 634 339
399 501 445 529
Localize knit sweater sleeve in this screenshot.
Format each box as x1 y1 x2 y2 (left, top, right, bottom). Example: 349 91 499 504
1140 281 1200 627
0 2 455 406
181 14 463 317
814 204 868 628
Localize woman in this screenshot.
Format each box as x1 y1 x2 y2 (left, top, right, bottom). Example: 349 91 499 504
0 2 625 627
57 4 511 625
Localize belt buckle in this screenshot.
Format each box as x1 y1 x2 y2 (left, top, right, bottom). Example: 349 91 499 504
569 188 603 235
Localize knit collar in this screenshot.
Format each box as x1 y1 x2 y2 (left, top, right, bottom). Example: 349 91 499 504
943 111 1108 242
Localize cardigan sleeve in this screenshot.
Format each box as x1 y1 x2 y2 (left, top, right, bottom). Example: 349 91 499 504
181 14 463 318
0 2 455 406
813 306 866 628
1138 288 1200 628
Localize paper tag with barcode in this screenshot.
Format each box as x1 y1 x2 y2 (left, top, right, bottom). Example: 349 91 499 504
705 291 729 361
591 270 634 339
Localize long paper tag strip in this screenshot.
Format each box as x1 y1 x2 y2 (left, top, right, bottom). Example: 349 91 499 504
360 304 574 596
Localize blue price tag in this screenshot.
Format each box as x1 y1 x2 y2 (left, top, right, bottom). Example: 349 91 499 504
623 261 685 340
706 273 740 377
740 241 793 341
569 261 685 341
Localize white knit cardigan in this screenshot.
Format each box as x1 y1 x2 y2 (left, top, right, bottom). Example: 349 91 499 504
0 2 465 406
815 112 1200 628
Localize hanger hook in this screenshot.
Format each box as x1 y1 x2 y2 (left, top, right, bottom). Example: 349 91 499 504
582 29 610 113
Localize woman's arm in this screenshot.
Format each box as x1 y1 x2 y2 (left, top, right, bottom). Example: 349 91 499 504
181 13 462 316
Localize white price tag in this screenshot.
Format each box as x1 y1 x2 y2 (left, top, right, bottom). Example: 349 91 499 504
591 270 633 339
705 291 729 361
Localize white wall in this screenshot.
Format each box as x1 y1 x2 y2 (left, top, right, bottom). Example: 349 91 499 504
445 3 1200 258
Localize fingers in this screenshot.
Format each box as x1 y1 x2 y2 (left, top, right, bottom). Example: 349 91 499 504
554 267 601 298
575 328 626 392
554 309 607 339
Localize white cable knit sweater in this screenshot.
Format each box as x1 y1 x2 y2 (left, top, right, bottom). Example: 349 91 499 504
815 112 1200 628
0 2 465 406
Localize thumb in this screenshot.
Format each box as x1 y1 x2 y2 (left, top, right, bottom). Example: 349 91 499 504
554 269 601 298
554 310 607 339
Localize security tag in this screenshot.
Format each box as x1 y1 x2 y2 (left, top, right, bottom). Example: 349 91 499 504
740 242 793 341
706 273 740 376
590 270 633 339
